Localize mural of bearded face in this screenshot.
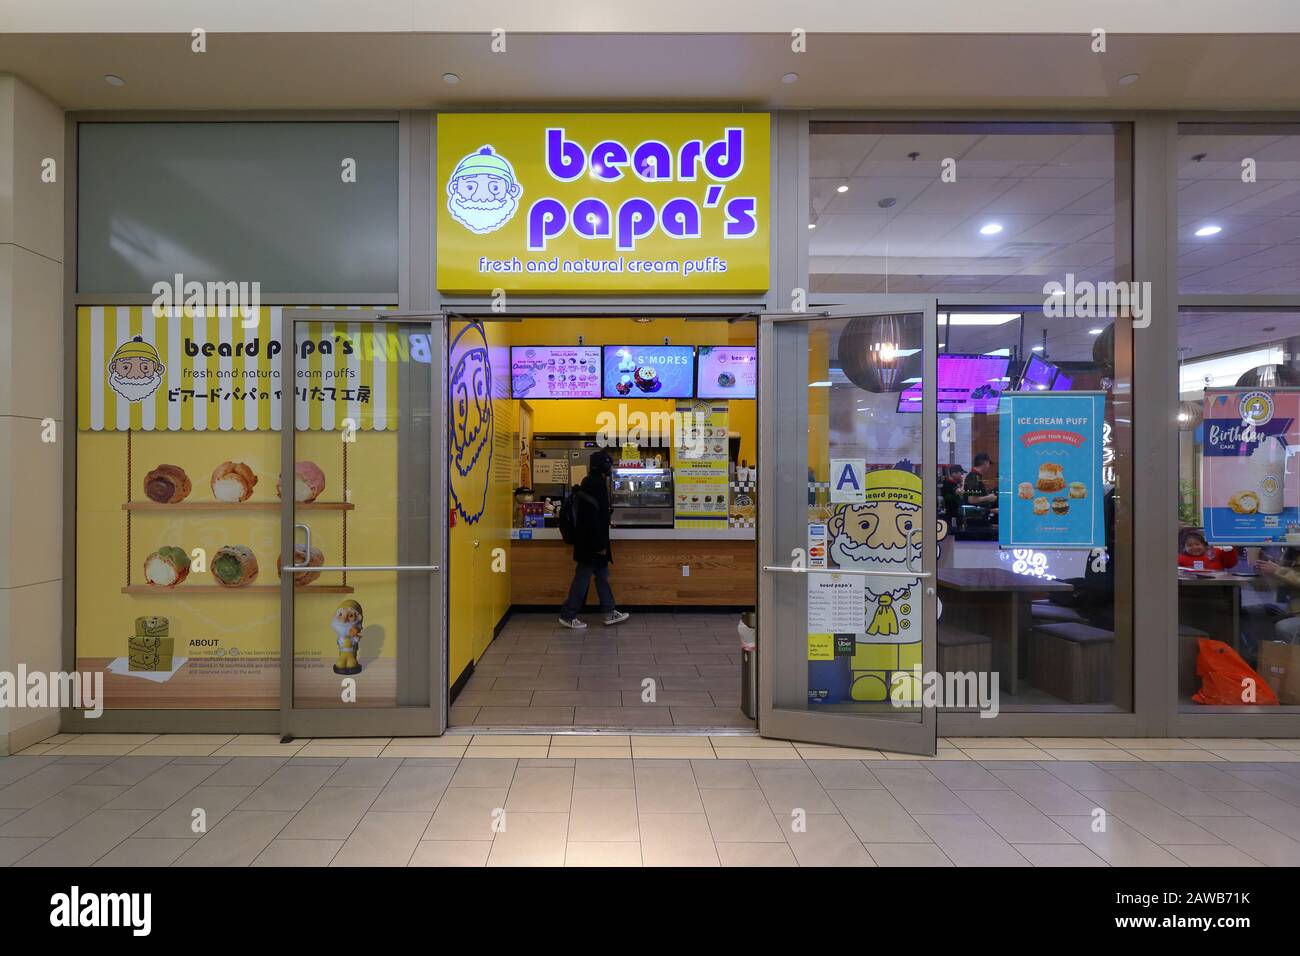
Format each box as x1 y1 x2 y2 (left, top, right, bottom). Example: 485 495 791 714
108 354 165 402
449 322 494 524
828 499 923 575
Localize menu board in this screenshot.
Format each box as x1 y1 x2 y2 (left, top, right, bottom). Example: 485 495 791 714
510 346 602 399
603 345 696 398
696 346 757 399
672 400 730 523
998 391 1105 549
897 353 1010 414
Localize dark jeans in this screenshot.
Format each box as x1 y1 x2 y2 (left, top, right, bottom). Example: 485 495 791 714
561 562 615 619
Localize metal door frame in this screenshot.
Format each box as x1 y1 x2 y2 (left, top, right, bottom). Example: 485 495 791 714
279 309 448 739
757 297 939 755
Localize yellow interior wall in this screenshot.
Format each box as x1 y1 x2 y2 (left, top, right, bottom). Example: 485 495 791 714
808 326 830 482
447 320 515 687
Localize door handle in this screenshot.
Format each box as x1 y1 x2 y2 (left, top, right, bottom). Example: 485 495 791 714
280 564 440 573
906 528 922 574
761 565 931 579
293 523 311 565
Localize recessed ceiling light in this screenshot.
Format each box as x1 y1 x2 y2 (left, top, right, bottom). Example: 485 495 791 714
104 74 125 87
1031 345 1044 352
979 222 1003 236
1194 225 1222 237
877 197 897 209
807 223 816 230
1118 73 1140 86
782 72 799 84
836 184 849 193
1088 328 1104 335
442 73 460 85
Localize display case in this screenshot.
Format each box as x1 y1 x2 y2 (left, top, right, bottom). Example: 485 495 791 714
610 466 674 527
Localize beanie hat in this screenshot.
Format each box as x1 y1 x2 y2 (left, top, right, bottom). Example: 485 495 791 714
451 146 516 184
110 335 161 366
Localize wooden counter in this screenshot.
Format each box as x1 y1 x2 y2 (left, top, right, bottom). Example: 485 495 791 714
511 532 756 607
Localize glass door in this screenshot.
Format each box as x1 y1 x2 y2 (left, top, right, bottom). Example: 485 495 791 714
758 301 939 755
279 310 446 738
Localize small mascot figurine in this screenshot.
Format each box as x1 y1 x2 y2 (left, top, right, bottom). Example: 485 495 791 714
331 599 364 675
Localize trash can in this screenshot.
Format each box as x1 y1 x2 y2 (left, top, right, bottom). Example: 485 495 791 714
738 611 757 720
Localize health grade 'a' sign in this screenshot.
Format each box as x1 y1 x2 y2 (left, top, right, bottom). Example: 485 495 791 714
435 113 770 294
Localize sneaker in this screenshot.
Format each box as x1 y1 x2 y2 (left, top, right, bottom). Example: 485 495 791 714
558 616 587 629
603 610 630 626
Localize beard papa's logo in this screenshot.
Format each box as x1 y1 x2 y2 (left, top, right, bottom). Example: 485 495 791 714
446 145 523 235
107 335 165 403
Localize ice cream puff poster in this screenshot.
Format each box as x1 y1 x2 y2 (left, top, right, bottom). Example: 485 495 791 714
1201 388 1300 545
999 392 1105 549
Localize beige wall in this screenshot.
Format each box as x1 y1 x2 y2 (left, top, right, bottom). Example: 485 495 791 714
0 75 64 754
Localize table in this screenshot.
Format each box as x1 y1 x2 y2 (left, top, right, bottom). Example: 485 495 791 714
1177 573 1262 696
937 568 1074 696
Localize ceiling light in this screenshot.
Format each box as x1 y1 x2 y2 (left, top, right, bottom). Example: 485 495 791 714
1194 225 1222 237
809 380 832 387
807 223 816 230
104 74 125 87
836 184 849 193
1118 73 1140 86
1031 345 1044 352
939 313 1021 326
782 73 799 84
877 197 897 209
979 222 1003 236
442 73 460 85
1088 328 1104 335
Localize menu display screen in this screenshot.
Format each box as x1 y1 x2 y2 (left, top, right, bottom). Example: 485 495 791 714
510 346 602 399
603 345 696 398
696 346 757 399
897 353 1010 414
1051 370 1074 391
1019 354 1058 391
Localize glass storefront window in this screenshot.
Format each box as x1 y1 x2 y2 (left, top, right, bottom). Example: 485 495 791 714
932 308 1129 711
809 122 1123 295
1176 309 1300 711
1178 126 1300 294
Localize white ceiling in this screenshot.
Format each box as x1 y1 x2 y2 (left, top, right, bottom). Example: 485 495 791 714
810 126 1300 305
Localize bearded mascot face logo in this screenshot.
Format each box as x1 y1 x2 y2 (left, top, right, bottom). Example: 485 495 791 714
107 335 166 403
449 322 495 524
446 145 523 235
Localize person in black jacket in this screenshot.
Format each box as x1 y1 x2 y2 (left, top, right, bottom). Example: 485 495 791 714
559 450 631 629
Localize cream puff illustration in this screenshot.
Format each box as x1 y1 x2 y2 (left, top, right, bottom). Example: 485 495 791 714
211 461 258 502
1036 462 1066 493
143 546 191 589
1017 481 1034 500
144 464 192 504
1068 481 1087 499
277 461 326 503
1229 491 1260 515
1051 496 1070 515
1032 496 1050 515
211 544 259 587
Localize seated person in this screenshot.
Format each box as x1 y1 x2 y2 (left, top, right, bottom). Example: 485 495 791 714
1253 548 1300 643
962 453 998 525
940 464 966 532
1178 529 1239 571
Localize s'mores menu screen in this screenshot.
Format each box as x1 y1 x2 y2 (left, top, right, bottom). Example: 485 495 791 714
603 345 696 398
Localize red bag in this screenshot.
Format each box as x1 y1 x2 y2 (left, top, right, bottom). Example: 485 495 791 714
1191 638 1279 706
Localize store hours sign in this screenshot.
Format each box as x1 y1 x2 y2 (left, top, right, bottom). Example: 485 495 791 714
435 113 770 293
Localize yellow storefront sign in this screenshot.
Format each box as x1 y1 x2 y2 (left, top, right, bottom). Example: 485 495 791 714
436 113 770 294
77 306 407 432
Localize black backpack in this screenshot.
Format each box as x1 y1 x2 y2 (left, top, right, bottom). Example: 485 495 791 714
558 485 597 545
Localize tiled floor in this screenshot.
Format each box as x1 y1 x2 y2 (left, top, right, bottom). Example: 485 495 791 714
450 611 753 729
5 733 1300 866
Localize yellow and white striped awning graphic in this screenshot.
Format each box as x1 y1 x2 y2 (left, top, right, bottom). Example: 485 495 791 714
78 306 408 432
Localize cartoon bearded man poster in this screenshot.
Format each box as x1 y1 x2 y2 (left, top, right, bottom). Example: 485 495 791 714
822 467 946 704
